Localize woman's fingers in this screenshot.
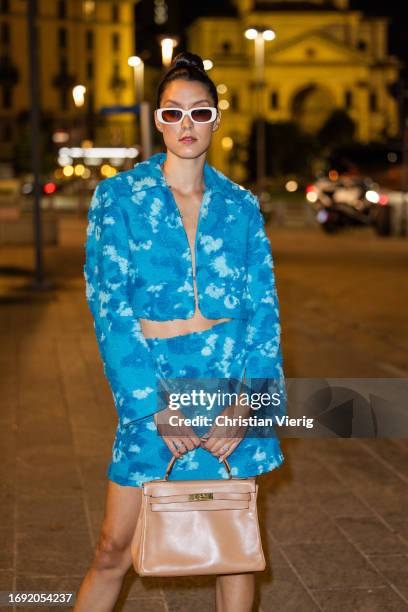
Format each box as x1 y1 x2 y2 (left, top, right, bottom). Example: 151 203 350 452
210 436 236 456
218 438 241 462
163 437 182 458
163 435 201 457
202 435 243 461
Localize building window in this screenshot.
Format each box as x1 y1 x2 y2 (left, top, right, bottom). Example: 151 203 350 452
345 90 352 109
59 57 67 75
230 91 239 112
58 27 67 50
0 0 10 14
112 32 120 52
86 29 94 51
369 92 378 112
112 2 119 22
270 90 279 109
83 0 95 17
61 87 68 111
2 86 12 108
1 22 10 45
3 123 12 141
86 60 94 80
58 0 67 19
357 40 367 51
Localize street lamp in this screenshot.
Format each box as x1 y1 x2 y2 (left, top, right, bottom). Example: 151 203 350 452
244 27 276 196
128 55 144 105
127 56 152 160
160 37 178 68
72 84 86 107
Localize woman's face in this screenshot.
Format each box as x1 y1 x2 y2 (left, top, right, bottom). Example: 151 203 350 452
154 79 221 159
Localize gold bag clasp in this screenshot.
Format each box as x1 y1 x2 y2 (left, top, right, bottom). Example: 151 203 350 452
188 492 214 501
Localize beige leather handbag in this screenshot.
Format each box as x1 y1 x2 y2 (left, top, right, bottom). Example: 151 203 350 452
131 455 266 577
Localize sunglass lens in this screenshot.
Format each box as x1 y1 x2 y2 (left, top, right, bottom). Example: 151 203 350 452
191 108 213 122
161 109 183 123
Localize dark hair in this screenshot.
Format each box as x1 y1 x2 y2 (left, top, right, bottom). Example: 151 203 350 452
156 52 218 109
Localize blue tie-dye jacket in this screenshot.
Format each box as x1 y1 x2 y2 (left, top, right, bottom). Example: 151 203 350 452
84 151 286 429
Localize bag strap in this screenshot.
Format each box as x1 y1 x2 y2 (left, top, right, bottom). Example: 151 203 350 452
164 455 232 480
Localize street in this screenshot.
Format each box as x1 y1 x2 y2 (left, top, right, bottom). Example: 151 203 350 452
0 219 407 611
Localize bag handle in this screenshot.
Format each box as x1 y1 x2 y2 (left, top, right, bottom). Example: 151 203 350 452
164 455 232 480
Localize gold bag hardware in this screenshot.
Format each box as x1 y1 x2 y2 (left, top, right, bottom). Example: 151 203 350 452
189 492 213 501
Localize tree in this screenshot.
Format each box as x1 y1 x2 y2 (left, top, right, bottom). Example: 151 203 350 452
317 108 356 153
246 119 316 182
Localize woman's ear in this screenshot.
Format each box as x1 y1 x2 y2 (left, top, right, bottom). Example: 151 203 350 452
213 110 221 132
154 110 163 132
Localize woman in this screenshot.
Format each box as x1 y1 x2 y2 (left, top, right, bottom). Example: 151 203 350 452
75 52 286 612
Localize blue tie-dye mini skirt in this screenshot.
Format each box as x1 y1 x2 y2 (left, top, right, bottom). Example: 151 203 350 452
107 318 285 487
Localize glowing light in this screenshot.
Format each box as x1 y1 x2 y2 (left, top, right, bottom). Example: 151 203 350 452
306 184 317 193
21 183 33 195
83 1 95 16
52 130 69 144
218 99 229 110
245 29 258 40
262 30 275 41
72 85 86 107
62 165 74 177
81 168 91 179
306 191 318 203
328 169 339 181
285 180 298 192
81 140 93 149
387 152 397 163
365 190 380 204
43 182 57 195
58 155 72 167
317 209 329 223
203 59 213 70
128 56 142 67
74 164 85 176
161 38 177 67
58 147 139 159
221 137 233 151
379 194 389 205
217 84 228 94
101 165 117 178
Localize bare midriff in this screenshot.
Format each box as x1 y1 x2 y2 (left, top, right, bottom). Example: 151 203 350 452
139 184 232 340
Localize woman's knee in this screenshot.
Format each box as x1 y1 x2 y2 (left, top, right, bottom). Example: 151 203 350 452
91 529 132 575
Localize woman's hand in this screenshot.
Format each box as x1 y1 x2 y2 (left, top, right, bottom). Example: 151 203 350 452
154 407 202 459
200 399 251 463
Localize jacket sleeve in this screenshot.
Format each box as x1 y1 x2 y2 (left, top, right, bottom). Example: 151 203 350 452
243 194 287 420
83 180 163 427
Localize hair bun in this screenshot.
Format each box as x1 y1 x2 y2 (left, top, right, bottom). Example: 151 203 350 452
170 52 205 72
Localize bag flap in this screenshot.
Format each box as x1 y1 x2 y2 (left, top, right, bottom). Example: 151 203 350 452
143 477 256 497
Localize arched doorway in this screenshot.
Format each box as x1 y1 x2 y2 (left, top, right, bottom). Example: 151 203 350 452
291 84 335 133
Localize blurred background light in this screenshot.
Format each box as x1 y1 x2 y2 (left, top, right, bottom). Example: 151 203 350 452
245 28 258 40
285 180 298 192
203 59 213 70
221 137 234 151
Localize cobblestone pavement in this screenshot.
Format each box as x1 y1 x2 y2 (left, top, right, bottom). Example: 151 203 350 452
0 218 407 611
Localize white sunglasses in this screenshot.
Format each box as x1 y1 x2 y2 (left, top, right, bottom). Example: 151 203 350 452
156 107 218 124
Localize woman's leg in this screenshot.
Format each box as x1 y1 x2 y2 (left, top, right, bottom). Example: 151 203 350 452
73 480 142 612
215 573 255 612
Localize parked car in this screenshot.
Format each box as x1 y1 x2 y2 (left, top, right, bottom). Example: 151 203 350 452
305 175 392 236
